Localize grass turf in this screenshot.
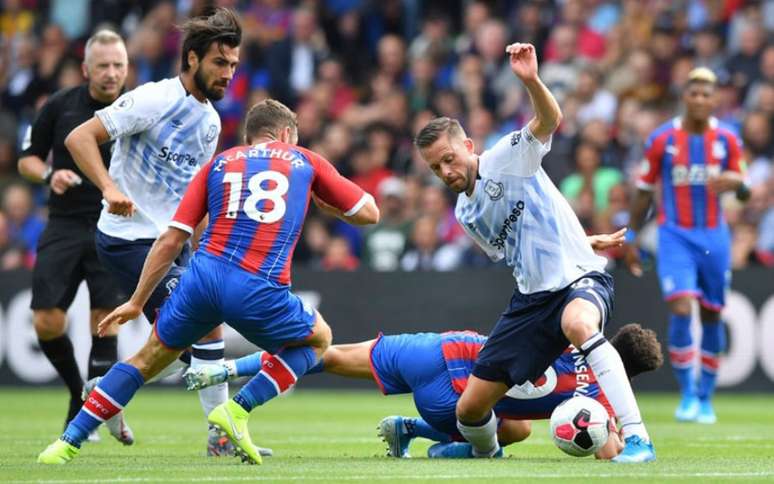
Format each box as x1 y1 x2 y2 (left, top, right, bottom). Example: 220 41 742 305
2 389 773 483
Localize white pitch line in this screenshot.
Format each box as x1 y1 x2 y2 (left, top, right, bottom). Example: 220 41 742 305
14 471 774 484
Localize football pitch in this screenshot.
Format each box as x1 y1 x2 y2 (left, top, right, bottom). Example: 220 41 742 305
2 389 774 483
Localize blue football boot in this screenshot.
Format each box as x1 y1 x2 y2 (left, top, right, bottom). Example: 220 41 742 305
612 435 656 463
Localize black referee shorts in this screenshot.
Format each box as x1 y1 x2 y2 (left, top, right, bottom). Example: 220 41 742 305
31 217 124 311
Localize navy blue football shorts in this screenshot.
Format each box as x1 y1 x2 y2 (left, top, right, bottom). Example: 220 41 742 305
473 271 614 387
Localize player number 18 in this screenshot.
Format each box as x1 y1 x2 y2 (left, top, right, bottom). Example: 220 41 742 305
222 171 289 224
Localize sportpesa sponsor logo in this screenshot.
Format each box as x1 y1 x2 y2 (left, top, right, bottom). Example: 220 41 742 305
159 146 198 166
489 200 525 250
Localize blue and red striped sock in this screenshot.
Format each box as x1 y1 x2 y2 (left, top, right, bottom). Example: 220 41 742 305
234 351 269 377
233 346 316 412
698 321 724 401
668 313 695 397
61 362 144 447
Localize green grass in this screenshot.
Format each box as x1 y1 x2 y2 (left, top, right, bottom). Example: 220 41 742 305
2 389 774 483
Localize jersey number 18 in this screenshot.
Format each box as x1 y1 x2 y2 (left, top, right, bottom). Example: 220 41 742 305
222 171 289 223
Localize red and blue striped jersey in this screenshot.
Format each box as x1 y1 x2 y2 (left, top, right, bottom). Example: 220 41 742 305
637 117 744 229
440 331 613 419
171 141 367 285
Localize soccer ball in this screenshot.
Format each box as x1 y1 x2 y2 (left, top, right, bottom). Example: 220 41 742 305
549 396 609 457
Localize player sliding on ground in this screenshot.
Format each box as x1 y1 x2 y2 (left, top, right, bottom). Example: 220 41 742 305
414 43 654 462
185 323 662 460
37 99 379 465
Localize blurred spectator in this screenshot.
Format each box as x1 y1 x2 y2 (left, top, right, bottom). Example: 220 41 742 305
267 6 329 106
741 110 773 187
351 140 394 198
545 0 606 61
2 182 43 255
400 215 460 271
692 25 727 74
363 177 412 271
0 211 25 270
561 143 623 214
540 24 584 104
726 22 764 97
575 66 618 125
420 184 464 244
322 236 360 271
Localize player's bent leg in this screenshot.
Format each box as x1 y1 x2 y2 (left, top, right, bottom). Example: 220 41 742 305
208 311 332 465
321 341 376 378
561 298 654 463
455 376 508 458
497 419 531 445
33 309 86 425
190 325 231 456
696 306 722 424
667 297 700 422
38 332 181 464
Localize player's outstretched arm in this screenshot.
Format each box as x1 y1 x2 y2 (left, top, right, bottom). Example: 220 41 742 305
588 228 627 251
506 43 562 143
313 192 380 226
65 117 134 217
97 228 189 336
623 189 654 277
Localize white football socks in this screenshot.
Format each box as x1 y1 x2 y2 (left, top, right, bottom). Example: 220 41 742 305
581 332 650 441
191 341 228 417
456 411 500 457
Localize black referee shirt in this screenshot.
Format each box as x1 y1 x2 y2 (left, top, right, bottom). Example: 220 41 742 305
21 84 115 219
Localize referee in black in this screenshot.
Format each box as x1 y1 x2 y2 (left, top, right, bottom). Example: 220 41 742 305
18 30 129 438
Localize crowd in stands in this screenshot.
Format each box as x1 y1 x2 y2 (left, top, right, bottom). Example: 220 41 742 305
0 0 773 273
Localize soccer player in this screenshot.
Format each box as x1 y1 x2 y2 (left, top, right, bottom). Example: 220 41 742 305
61 9 241 455
18 30 132 444
37 99 379 465
183 323 662 460
413 43 654 462
624 67 746 424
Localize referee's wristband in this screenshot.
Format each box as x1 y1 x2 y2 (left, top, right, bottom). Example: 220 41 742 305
624 229 638 244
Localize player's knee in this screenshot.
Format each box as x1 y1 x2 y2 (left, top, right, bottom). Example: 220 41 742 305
669 297 693 317
561 318 597 348
455 394 488 423
498 420 531 444
33 310 67 340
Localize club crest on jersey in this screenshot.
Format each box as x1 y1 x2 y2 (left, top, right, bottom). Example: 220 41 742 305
484 179 504 201
115 95 134 110
205 124 218 143
510 131 521 146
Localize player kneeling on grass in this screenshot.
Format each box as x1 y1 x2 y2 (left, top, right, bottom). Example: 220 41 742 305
37 99 379 465
186 322 661 460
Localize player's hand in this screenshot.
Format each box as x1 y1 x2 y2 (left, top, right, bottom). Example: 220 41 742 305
623 243 643 277
707 173 741 193
588 228 627 251
506 43 538 82
50 169 82 195
98 301 142 337
103 184 135 217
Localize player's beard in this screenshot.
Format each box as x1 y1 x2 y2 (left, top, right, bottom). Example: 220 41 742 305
194 66 225 101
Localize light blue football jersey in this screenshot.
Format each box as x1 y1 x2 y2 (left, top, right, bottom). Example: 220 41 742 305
95 77 221 240
455 126 607 294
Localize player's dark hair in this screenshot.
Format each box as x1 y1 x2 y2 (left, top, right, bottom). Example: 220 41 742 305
179 8 241 72
609 323 664 379
244 99 298 143
414 117 465 149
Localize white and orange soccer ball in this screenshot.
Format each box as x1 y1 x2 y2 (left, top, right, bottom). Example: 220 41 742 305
549 396 609 457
